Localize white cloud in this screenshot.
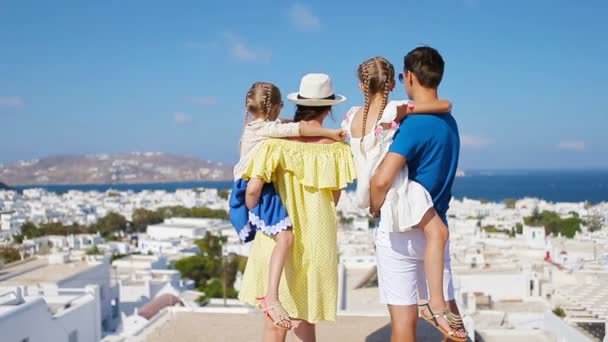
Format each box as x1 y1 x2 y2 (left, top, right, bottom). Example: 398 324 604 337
557 140 585 151
190 97 217 106
0 97 24 106
174 112 192 125
224 33 271 63
288 4 321 32
461 135 494 148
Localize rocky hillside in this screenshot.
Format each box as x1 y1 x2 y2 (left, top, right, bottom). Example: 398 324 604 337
0 153 233 185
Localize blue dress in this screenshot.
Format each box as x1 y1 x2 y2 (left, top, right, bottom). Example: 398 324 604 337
229 178 292 243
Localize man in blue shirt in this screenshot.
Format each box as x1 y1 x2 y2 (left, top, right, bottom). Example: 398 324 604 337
370 46 466 341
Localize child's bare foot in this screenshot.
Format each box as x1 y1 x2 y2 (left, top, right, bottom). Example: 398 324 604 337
420 302 468 341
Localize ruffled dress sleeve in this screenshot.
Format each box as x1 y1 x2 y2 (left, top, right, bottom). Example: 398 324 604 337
243 139 356 190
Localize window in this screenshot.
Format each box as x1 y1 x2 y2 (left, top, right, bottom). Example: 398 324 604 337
532 231 536 239
530 280 535 296
69 330 78 342
112 298 120 318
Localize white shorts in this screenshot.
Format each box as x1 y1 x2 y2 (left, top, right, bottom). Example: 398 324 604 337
375 228 455 306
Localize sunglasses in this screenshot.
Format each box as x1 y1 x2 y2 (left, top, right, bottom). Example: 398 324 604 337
398 72 405 84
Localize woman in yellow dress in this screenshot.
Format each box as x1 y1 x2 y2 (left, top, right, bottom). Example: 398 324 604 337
238 73 356 342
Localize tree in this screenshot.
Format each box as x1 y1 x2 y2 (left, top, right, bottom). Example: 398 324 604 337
0 246 20 264
174 256 210 287
13 221 41 243
553 307 566 318
93 212 128 238
586 213 605 233
174 233 246 302
132 208 163 232
524 210 582 238
340 216 354 225
85 245 101 255
504 198 516 209
218 190 230 200
157 206 229 220
515 223 523 235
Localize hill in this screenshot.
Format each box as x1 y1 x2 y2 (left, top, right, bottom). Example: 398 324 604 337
0 153 232 185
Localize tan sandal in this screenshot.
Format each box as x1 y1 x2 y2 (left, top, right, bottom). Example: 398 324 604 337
419 302 468 342
256 296 292 330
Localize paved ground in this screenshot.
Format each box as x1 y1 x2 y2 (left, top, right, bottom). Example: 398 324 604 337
144 312 447 342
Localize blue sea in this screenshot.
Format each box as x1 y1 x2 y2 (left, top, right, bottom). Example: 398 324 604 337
11 170 608 204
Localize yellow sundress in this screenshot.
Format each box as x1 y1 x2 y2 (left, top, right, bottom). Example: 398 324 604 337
238 138 356 323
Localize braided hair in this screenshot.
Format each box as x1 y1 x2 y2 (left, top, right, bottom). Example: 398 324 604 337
244 82 282 124
356 57 396 142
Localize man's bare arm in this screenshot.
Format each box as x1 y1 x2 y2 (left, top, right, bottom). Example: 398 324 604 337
369 152 407 217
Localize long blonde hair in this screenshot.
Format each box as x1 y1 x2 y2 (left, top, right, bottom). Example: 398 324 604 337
357 57 395 139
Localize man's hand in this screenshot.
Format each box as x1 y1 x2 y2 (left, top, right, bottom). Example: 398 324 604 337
369 208 380 218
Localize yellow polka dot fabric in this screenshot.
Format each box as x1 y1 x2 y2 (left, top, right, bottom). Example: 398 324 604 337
238 139 356 323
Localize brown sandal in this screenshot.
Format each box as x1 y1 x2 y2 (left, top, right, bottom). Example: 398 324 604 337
419 302 468 342
257 296 292 330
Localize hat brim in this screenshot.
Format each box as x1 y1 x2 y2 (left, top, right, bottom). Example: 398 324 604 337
287 93 347 106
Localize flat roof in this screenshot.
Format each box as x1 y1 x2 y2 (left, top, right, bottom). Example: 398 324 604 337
141 311 446 342
0 258 98 285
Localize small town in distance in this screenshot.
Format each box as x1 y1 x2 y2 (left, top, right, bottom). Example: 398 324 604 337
0 185 606 341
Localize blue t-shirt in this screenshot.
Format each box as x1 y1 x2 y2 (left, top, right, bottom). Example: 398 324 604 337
388 113 460 221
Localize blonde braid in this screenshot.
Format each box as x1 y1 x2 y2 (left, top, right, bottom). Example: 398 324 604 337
360 63 372 141
377 60 394 123
262 83 273 121
244 85 255 128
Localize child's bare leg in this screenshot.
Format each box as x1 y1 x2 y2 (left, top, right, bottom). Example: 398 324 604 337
419 209 448 311
419 209 467 339
266 229 293 304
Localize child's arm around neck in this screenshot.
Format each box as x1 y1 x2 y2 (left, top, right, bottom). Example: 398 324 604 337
394 99 452 123
259 119 345 142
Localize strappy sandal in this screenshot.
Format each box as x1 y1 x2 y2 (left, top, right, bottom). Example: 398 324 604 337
256 296 292 330
419 302 468 342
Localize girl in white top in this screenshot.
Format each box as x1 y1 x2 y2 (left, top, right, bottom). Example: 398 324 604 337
343 57 451 232
229 82 344 330
344 57 466 340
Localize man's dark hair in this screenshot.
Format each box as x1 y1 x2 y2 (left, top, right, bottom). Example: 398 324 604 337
403 46 445 88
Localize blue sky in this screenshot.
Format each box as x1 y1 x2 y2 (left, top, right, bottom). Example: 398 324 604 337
0 0 606 170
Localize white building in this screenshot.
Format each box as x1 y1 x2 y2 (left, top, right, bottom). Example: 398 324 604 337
0 285 102 342
146 217 225 240
0 253 120 332
47 233 105 251
116 269 194 316
112 254 167 272
523 225 547 249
